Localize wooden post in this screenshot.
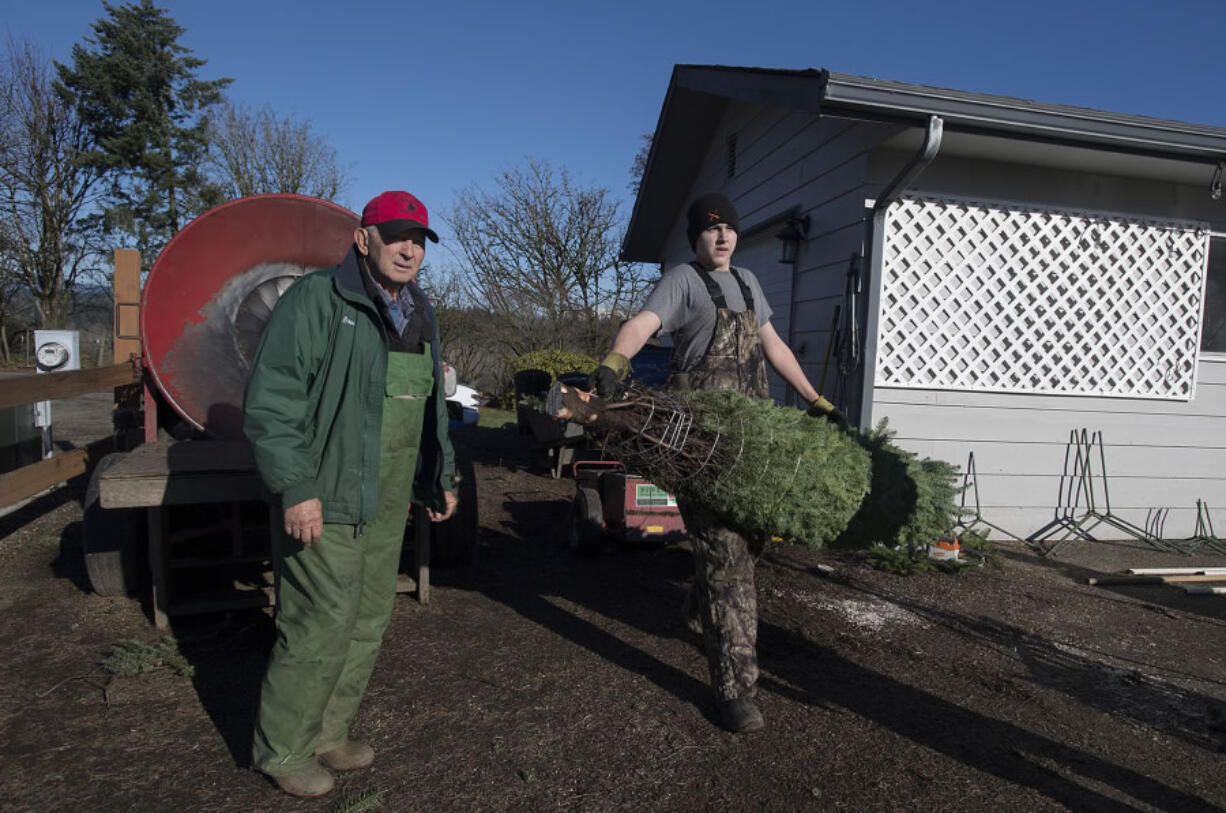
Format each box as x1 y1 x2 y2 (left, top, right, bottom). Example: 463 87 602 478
113 249 141 364
149 505 170 630
414 505 431 605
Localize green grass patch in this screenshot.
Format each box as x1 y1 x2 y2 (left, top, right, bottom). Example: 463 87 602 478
478 406 515 429
334 787 389 812
101 636 194 677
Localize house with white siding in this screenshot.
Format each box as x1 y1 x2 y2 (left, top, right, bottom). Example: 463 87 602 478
622 65 1226 541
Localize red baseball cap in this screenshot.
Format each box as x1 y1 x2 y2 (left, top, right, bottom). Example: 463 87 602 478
360 190 439 243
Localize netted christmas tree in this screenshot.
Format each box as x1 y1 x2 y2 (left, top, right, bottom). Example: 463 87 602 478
548 383 960 549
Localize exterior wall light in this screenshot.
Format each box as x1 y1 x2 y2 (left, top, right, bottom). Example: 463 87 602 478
775 214 810 264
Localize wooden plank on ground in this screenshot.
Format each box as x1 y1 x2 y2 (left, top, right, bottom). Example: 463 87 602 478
1086 574 1226 585
0 363 138 410
0 436 115 507
1127 567 1226 575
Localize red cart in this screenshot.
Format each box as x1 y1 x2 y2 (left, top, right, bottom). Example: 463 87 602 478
568 459 686 552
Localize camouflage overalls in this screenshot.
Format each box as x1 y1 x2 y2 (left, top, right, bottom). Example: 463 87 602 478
671 263 769 703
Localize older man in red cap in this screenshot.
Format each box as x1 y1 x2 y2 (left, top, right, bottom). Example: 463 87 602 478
244 191 457 797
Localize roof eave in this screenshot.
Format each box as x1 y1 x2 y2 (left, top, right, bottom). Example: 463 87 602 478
623 66 1226 263
621 66 829 263
823 72 1226 163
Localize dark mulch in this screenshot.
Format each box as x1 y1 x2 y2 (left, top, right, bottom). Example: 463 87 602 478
1 422 1224 811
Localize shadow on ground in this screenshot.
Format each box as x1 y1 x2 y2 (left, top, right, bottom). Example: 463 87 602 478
757 616 1223 812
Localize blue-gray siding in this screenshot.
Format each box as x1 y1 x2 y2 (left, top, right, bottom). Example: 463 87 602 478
651 99 1226 541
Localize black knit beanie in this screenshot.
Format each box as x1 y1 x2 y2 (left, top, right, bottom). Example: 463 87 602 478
686 192 739 249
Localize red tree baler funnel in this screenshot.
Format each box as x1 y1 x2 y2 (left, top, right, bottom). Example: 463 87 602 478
140 194 358 441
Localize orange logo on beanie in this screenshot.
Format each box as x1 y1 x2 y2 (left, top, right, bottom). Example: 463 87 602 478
707 210 720 222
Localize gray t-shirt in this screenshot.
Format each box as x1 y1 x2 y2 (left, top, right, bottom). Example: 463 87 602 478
642 262 773 372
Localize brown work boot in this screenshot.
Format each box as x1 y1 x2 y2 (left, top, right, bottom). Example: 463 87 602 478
269 760 334 797
717 695 765 734
317 739 375 771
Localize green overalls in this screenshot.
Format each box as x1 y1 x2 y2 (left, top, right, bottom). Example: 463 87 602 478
253 347 434 776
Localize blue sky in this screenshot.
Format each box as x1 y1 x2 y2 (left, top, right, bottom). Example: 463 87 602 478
3 0 1225 260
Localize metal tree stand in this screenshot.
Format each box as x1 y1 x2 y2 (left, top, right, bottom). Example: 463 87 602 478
1026 429 1100 556
951 451 1030 548
1185 500 1226 554
1029 429 1191 556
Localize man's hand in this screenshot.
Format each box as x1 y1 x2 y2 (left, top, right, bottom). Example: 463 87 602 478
284 497 324 545
427 490 458 522
591 351 630 399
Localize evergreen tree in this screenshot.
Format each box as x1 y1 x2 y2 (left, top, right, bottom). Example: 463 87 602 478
56 0 231 266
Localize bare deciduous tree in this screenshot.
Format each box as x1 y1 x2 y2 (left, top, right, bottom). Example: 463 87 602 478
0 235 25 363
0 38 106 329
447 158 651 359
418 263 506 396
629 132 652 195
206 102 350 200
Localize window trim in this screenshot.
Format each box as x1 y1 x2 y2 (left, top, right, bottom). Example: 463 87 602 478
1200 233 1226 359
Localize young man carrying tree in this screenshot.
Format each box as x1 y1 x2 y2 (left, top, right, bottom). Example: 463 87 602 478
592 192 844 733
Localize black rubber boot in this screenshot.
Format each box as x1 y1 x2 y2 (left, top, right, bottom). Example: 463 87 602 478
717 695 765 733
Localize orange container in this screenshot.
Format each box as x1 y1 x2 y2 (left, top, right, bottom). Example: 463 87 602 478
928 536 961 561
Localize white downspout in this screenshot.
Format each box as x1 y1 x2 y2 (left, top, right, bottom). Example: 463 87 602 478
858 115 943 429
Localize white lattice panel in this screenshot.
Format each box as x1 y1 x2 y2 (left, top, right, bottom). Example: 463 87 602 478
877 196 1209 400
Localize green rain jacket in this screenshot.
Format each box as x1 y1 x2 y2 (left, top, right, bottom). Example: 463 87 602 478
243 246 455 524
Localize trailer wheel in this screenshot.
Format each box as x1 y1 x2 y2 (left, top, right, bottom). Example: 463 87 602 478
431 455 478 567
83 453 147 596
569 487 604 554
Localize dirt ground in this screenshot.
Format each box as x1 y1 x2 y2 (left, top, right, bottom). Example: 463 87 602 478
2 411 1226 812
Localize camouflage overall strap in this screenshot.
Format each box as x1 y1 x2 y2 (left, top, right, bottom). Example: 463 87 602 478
727 267 756 313
689 262 756 312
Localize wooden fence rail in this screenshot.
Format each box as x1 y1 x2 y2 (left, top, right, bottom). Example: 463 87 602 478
0 251 143 510
0 362 138 410
0 360 139 508
0 438 116 508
